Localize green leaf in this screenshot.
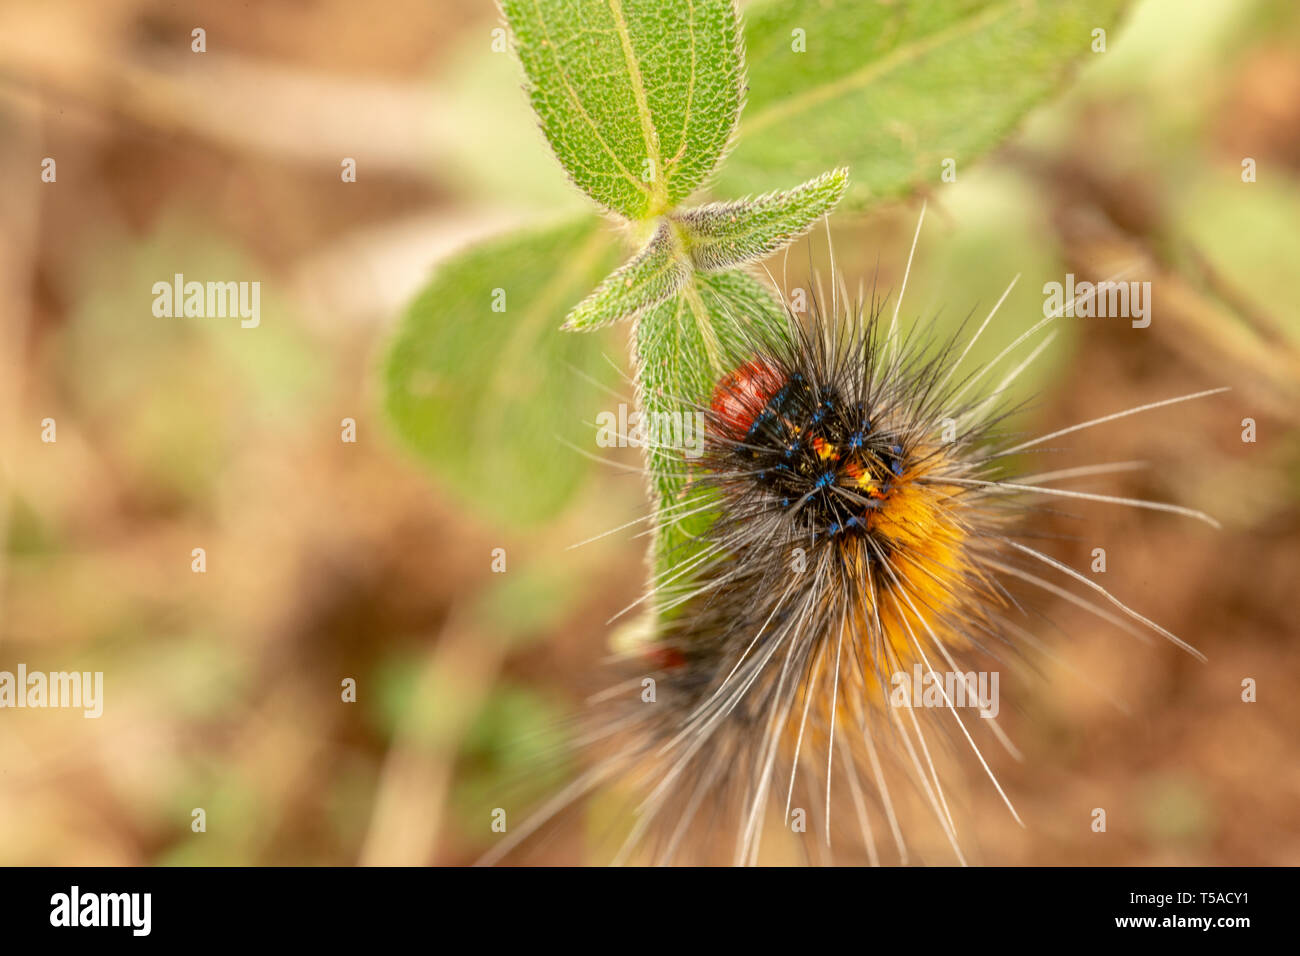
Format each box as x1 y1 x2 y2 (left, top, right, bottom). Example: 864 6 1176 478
501 0 744 220
562 221 691 330
675 167 849 271
383 217 624 525
717 0 1127 209
632 270 787 592
564 168 847 329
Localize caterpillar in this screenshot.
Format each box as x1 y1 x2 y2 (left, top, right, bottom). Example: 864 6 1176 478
481 219 1227 867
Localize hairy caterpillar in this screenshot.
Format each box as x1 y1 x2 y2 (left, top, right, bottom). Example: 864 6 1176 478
481 217 1227 867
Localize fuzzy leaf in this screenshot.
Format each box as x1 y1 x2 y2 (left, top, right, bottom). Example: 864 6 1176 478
718 0 1127 208
501 0 744 220
383 218 624 525
633 270 788 590
562 221 691 330
675 168 849 271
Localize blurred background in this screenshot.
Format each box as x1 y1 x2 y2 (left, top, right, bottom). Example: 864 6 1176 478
0 0 1296 865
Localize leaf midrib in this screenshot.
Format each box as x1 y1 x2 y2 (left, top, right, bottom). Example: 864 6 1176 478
483 222 611 434
607 0 668 214
526 0 651 209
742 0 1020 137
